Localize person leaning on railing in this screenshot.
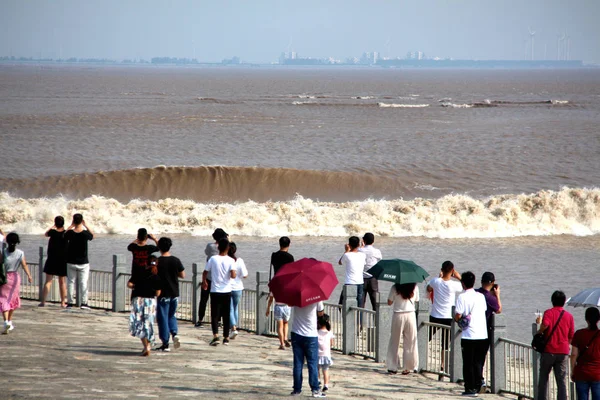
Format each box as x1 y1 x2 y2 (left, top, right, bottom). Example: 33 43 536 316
570 307 600 400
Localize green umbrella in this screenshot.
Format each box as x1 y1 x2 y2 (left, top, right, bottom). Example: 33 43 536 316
366 259 429 284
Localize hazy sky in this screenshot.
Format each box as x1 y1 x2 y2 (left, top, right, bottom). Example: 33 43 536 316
2 0 599 63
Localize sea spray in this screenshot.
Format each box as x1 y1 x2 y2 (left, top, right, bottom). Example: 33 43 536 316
1 188 598 238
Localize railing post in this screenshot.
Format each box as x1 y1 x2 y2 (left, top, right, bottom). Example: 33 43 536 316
192 263 200 325
417 300 430 372
449 305 463 383
342 285 357 355
375 292 391 363
490 313 506 394
38 246 45 302
111 254 127 312
532 323 541 400
256 271 269 335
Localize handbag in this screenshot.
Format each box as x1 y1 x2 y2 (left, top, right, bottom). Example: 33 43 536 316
0 249 6 286
531 310 565 353
457 314 471 330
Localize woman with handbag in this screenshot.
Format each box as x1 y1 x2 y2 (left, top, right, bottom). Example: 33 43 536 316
1 233 33 334
570 307 600 400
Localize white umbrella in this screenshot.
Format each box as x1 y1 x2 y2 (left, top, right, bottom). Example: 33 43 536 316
566 288 600 308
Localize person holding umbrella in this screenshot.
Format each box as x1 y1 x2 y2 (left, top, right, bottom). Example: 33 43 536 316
386 282 420 375
267 258 338 398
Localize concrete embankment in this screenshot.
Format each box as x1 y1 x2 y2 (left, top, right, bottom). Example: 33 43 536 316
0 300 509 399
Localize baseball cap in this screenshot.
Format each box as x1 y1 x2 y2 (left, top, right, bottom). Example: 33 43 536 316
481 271 495 283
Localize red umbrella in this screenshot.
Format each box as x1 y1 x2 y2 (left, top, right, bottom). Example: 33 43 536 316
268 258 338 307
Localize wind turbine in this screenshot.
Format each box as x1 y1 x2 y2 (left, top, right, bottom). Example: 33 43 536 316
384 37 391 59
557 33 566 60
565 31 571 61
528 27 536 60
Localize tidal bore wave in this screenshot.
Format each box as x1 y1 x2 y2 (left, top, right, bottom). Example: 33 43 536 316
0 187 598 238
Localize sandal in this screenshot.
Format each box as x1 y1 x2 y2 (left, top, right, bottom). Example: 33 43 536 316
402 370 411 375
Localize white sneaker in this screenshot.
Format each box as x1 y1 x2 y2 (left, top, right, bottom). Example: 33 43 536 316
2 322 10 334
173 335 181 349
230 330 238 339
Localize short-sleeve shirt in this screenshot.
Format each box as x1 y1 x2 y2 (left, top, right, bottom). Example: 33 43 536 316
571 328 600 382
271 251 294 276
157 255 185 298
428 277 463 319
388 285 420 313
231 258 248 291
475 287 500 330
65 230 93 264
455 289 488 340
205 255 234 293
318 330 335 357
204 243 219 280
3 249 24 272
542 307 574 355
340 252 366 285
358 245 382 278
128 243 159 281
292 301 324 337
130 267 161 299
46 229 67 264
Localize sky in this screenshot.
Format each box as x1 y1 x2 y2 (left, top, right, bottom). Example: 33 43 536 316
1 0 599 63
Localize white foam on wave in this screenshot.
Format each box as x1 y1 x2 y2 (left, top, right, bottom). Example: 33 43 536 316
291 101 315 105
378 103 430 108
297 95 316 99
2 187 598 239
352 96 375 100
440 103 473 108
551 100 569 105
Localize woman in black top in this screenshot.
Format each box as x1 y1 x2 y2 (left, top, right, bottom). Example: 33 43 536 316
40 216 68 307
128 255 161 356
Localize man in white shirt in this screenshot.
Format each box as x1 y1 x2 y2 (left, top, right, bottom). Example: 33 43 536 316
338 236 367 307
290 301 325 397
455 271 488 397
358 232 382 310
426 260 463 370
202 238 236 346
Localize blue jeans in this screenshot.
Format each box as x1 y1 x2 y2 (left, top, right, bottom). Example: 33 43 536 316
291 332 319 393
156 297 178 346
576 381 600 400
230 290 242 327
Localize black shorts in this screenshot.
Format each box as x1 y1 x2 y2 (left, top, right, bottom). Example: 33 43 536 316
429 315 452 350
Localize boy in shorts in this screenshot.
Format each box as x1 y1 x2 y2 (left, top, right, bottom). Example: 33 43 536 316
266 293 291 350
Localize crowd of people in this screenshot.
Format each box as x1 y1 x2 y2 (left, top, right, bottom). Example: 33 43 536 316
0 220 598 399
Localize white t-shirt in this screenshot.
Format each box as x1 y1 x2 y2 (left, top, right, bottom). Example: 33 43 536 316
455 289 488 340
204 255 234 293
230 258 248 291
292 301 324 337
318 329 335 357
341 251 366 285
358 245 382 278
3 249 24 272
388 285 420 313
428 277 463 319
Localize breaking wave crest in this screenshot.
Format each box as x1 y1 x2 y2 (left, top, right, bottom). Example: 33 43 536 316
378 103 430 108
1 188 598 238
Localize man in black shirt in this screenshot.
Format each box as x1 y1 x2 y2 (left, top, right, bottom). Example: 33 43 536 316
270 236 294 280
64 213 94 309
155 237 185 352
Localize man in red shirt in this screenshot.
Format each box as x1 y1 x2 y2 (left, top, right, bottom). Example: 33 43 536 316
536 290 575 400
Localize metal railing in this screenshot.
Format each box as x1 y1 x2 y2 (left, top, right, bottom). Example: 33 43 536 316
87 269 113 309
421 321 451 377
19 262 40 300
176 280 194 321
324 302 343 352
237 288 256 332
500 338 535 399
350 306 377 359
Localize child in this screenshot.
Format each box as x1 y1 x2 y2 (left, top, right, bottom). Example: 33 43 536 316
318 314 334 392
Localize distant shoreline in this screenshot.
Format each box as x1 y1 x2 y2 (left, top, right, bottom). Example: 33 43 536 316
0 58 595 69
